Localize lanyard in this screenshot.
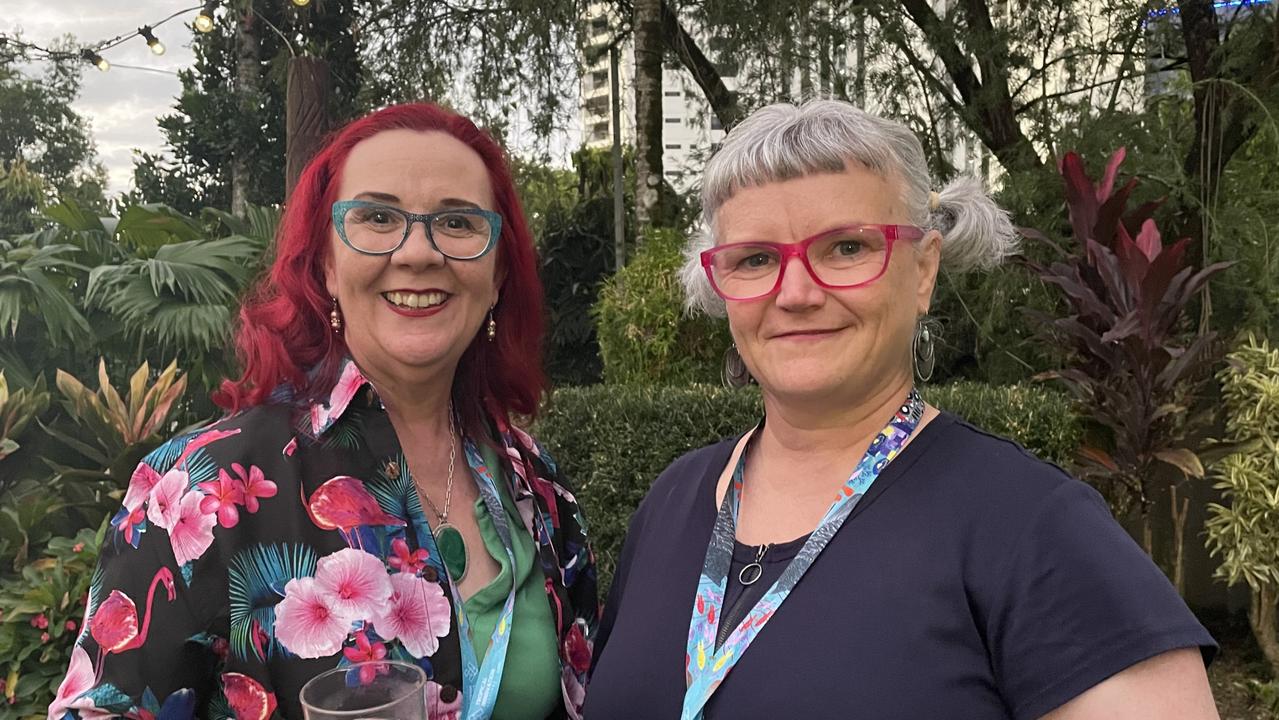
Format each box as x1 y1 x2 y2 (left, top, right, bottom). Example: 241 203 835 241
417 438 518 720
681 391 924 720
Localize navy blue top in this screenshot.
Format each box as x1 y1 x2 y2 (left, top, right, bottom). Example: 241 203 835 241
585 413 1215 720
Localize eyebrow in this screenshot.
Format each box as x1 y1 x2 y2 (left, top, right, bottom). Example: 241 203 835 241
353 192 483 210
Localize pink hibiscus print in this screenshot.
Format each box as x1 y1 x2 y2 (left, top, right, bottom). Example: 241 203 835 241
342 630 389 684
387 538 429 574
234 463 277 513
374 572 452 657
146 468 188 530
122 462 161 511
283 436 298 457
314 548 393 622
426 681 462 720
274 576 350 658
198 470 246 529
47 645 107 720
169 491 216 566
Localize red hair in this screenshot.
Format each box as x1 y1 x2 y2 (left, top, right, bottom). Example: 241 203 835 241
214 103 546 434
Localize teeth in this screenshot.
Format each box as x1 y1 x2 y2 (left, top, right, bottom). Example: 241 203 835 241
385 291 446 309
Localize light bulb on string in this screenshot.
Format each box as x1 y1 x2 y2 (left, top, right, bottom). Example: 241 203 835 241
139 26 165 56
194 0 218 33
80 48 109 72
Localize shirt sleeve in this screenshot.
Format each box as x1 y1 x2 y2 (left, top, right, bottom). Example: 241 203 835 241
48 451 219 720
983 479 1216 720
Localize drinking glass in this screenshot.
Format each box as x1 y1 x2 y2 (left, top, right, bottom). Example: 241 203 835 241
299 661 427 720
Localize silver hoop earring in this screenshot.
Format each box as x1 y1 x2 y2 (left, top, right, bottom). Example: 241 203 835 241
722 344 752 389
913 316 939 383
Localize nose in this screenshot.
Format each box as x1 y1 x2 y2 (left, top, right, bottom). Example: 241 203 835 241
391 219 447 269
772 255 826 311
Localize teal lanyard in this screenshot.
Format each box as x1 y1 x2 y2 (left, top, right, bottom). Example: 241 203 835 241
681 391 924 719
420 438 518 720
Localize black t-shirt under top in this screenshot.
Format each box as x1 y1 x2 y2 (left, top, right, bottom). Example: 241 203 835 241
584 413 1215 719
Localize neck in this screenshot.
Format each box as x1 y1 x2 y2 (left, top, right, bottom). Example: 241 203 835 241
355 356 456 440
756 373 915 469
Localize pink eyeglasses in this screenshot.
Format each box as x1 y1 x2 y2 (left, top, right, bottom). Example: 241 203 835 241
700 223 926 301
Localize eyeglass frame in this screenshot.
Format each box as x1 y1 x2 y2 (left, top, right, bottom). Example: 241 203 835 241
699 223 927 301
331 199 503 259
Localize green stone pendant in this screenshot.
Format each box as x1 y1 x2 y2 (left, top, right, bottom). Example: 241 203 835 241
435 523 468 582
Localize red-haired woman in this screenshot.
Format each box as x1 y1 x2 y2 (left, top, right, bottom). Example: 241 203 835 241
48 103 597 720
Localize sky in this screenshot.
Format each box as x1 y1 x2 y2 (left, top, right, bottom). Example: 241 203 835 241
6 0 198 196
4 1 582 200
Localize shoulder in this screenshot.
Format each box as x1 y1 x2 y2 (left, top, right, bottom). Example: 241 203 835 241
139 402 300 476
913 413 1082 504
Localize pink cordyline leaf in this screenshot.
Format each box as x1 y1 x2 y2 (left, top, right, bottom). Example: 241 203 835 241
1133 218 1162 261
1097 147 1127 201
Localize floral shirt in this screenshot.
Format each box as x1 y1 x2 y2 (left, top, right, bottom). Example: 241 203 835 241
48 359 598 720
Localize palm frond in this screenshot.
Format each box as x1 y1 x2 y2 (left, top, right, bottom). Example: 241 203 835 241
228 543 317 661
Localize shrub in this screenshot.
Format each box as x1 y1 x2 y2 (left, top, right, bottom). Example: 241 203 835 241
593 229 731 385
1205 333 1279 676
0 522 103 716
535 381 1080 593
1024 147 1230 593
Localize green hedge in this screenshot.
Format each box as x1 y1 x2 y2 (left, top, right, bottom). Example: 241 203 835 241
534 381 1081 594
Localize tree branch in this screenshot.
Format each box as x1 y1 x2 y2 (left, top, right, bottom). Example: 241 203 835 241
659 0 744 129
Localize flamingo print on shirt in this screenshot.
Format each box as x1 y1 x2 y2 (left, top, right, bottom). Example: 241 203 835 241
48 358 599 720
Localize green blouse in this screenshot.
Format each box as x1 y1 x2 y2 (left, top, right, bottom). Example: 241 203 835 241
463 445 562 719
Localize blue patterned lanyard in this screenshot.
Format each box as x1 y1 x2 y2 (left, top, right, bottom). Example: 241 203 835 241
420 438 518 720
681 390 925 720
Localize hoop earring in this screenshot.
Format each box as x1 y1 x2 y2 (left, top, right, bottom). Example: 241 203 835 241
913 316 939 383
722 344 752 388
486 308 497 342
330 297 343 334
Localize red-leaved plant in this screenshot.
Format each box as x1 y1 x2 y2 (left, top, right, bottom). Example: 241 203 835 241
1025 148 1233 594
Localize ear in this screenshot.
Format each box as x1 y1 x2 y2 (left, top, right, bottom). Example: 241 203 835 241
323 254 339 300
914 229 943 316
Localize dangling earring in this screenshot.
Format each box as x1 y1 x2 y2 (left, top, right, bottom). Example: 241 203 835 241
722 344 752 388
486 308 497 342
330 297 343 334
913 316 939 383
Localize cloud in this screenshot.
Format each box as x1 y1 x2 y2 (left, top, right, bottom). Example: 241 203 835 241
6 0 196 197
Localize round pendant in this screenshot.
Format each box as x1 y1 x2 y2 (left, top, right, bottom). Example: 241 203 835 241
435 523 468 582
738 561 763 586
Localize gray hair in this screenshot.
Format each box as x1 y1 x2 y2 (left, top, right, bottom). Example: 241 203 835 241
680 99 1020 316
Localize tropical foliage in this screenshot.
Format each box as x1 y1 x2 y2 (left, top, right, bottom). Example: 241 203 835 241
1023 147 1232 593
1206 334 1279 676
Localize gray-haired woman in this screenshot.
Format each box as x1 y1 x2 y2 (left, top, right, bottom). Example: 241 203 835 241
584 99 1218 719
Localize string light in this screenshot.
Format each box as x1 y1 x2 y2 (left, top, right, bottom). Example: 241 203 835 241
194 0 219 33
292 0 312 6
80 48 109 72
139 26 166 56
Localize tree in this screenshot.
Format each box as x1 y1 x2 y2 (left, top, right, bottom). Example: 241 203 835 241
0 39 106 234
633 0 667 232
130 1 364 210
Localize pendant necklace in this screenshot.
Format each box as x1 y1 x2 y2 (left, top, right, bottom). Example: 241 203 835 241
420 406 469 582
738 543 771 586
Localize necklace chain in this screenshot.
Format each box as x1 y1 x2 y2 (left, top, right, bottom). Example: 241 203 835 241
419 404 457 524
